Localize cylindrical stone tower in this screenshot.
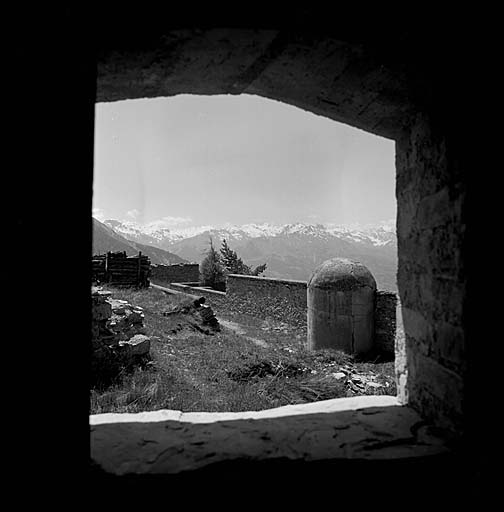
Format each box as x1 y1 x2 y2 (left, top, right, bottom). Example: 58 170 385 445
307 258 377 355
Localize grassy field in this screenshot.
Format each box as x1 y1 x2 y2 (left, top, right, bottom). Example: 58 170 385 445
90 286 396 414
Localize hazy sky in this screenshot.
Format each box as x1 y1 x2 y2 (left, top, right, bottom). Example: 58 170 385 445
93 94 395 228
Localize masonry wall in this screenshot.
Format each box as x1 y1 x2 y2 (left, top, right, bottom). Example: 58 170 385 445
396 111 466 433
226 274 308 328
167 277 306 327
375 291 400 357
150 263 199 285
168 275 400 349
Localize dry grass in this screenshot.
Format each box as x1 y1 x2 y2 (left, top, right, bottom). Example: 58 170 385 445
90 286 396 414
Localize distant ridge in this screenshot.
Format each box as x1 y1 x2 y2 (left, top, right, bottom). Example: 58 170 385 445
92 217 188 265
103 218 398 291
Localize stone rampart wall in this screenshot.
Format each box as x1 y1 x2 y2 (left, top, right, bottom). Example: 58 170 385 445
375 291 401 356
168 275 400 349
150 263 199 285
225 274 307 328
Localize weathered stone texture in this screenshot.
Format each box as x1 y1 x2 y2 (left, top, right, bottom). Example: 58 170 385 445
91 288 151 386
119 334 151 357
396 111 466 431
375 291 399 356
307 259 376 354
395 306 407 405
227 274 307 303
226 274 308 328
96 28 414 139
90 396 451 476
224 292 307 328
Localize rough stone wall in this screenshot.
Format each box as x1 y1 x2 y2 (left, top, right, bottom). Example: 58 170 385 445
396 111 466 433
165 277 307 327
151 263 199 285
226 274 308 328
168 277 402 343
375 291 399 356
227 275 307 306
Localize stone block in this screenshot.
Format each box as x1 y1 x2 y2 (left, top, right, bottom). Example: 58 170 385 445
406 349 464 433
401 307 432 343
119 334 151 356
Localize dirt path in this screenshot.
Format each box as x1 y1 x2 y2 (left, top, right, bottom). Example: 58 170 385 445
219 319 269 348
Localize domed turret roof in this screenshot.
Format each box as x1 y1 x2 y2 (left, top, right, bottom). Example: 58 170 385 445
308 258 377 291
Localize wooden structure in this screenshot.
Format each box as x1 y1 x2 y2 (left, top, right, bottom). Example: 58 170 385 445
92 251 151 288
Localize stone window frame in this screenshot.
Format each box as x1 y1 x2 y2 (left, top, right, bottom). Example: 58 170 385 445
91 28 460 475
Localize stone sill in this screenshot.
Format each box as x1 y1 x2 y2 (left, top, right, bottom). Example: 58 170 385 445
90 395 452 476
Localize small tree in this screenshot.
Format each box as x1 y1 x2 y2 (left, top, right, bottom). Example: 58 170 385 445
200 238 226 290
220 239 248 274
220 239 267 277
251 263 267 276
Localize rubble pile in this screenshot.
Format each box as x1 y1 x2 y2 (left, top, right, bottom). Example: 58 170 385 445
331 364 390 394
162 296 220 334
91 286 151 387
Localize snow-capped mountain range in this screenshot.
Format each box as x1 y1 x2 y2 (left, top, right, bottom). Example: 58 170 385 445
99 218 398 291
92 218 187 265
103 219 396 248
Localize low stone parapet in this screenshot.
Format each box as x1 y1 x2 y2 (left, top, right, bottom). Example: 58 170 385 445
157 275 401 354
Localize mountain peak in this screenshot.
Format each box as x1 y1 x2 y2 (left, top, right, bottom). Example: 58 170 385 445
93 217 187 265
99 217 396 248
95 216 397 291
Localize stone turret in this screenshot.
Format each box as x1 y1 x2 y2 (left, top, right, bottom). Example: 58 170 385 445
307 258 377 355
